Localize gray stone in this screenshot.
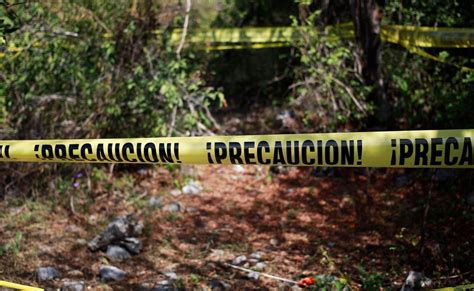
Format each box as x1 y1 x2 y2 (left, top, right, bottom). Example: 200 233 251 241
163 202 181 212
249 251 263 260
99 265 126 282
153 280 175 291
148 197 163 208
182 181 203 195
232 255 247 265
164 272 178 280
37 267 59 281
75 239 87 246
88 215 143 251
120 237 142 255
253 262 267 271
401 271 432 290
106 245 132 262
61 281 85 291
209 279 230 290
233 165 245 173
270 238 279 246
247 271 259 280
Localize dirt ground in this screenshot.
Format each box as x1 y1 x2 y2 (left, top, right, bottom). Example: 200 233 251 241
0 163 473 290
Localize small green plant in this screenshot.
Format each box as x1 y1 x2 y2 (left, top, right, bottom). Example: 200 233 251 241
189 273 202 285
356 265 384 290
0 231 22 257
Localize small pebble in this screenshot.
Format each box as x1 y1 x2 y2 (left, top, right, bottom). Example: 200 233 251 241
120 237 142 255
247 271 259 280
106 245 132 262
182 181 203 195
148 197 163 208
232 255 247 265
61 280 85 291
253 262 267 271
163 202 181 212
250 251 263 260
99 265 126 282
164 272 178 280
37 267 59 281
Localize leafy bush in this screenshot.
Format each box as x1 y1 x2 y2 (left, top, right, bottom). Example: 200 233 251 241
0 1 224 139
289 11 371 132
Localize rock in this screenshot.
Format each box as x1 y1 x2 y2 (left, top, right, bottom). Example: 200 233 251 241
106 245 132 262
88 215 143 251
99 265 127 282
37 267 59 281
120 237 142 255
232 255 247 265
182 181 203 195
61 280 85 291
170 189 181 197
153 280 175 291
164 272 178 280
250 251 263 260
148 197 163 208
209 279 230 290
247 271 259 280
75 238 88 246
401 271 432 290
270 238 279 246
233 165 245 173
163 202 181 213
253 262 267 271
67 270 84 277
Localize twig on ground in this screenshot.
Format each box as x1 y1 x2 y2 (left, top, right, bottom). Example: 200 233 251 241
224 263 298 285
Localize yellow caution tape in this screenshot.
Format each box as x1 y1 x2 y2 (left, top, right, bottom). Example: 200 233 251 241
170 25 474 49
170 24 474 69
0 130 472 168
428 283 474 291
381 25 474 48
0 280 43 291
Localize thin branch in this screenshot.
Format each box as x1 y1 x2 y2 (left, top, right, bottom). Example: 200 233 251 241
176 0 192 58
333 77 366 113
168 105 177 137
224 263 298 285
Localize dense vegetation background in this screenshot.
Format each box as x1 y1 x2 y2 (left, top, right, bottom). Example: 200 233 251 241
0 0 473 290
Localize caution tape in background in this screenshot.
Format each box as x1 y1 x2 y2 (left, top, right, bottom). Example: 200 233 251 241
170 24 474 70
170 25 474 49
0 280 43 291
0 130 472 168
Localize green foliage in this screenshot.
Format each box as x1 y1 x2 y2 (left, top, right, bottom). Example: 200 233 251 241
290 12 370 132
0 231 22 257
356 265 385 290
383 0 474 129
0 1 223 139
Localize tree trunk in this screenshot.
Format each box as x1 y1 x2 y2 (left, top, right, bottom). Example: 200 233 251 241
350 0 390 126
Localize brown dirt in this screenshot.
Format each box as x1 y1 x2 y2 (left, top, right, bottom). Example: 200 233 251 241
0 165 473 290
